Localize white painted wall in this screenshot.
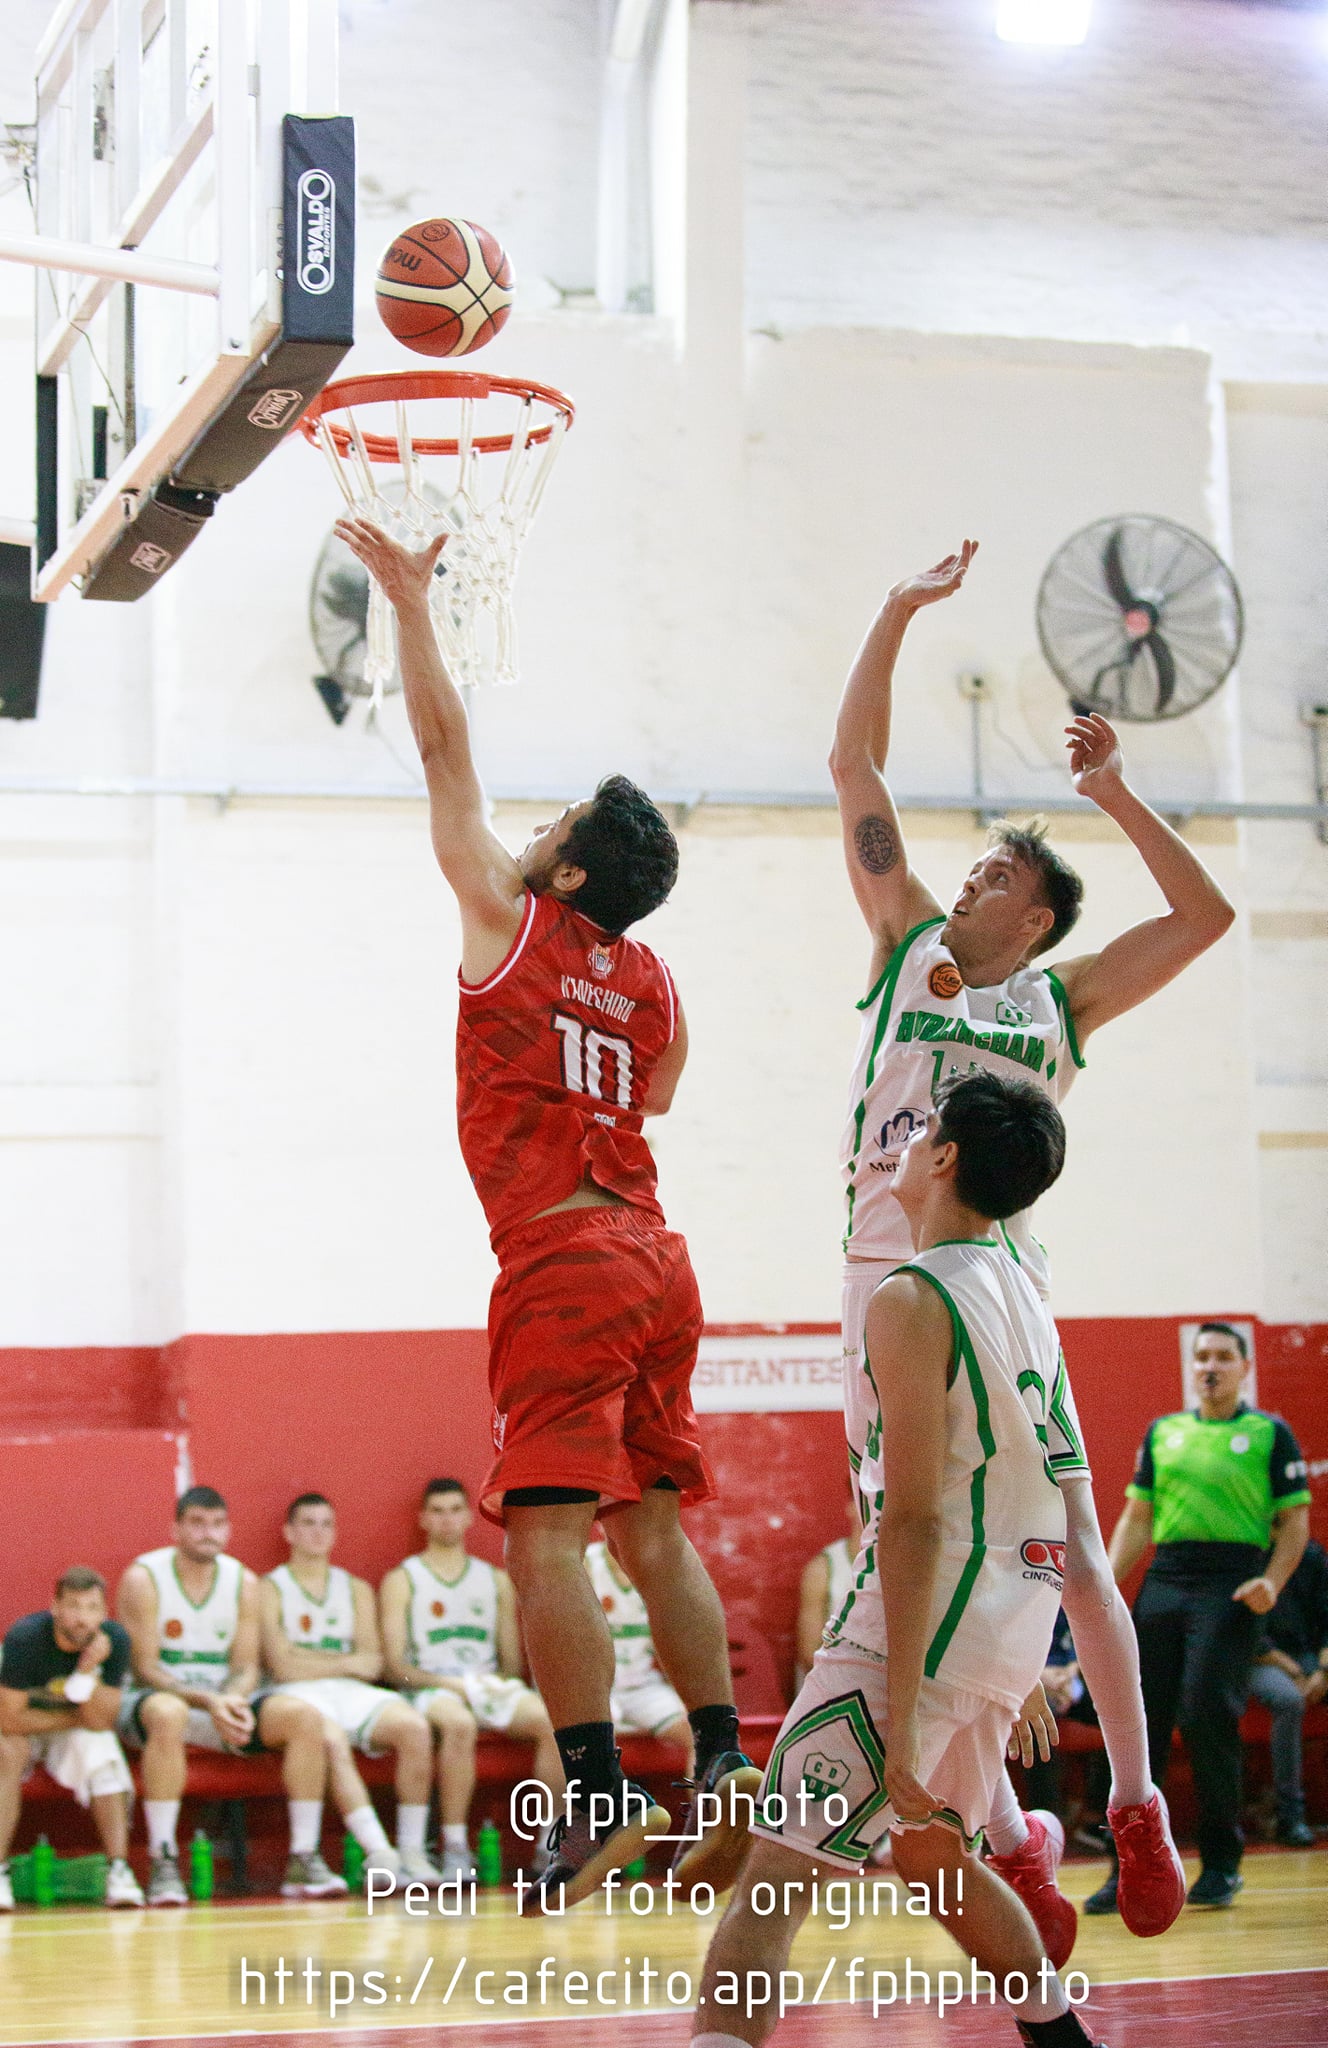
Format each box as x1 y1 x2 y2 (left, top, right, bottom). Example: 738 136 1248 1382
744 0 1328 382
0 0 1321 1345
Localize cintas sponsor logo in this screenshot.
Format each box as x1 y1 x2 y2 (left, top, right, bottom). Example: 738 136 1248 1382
1020 1537 1066 1588
296 168 336 294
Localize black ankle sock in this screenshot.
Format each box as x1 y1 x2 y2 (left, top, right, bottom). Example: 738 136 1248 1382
554 1721 620 1803
688 1704 740 1778
1017 2010 1094 2047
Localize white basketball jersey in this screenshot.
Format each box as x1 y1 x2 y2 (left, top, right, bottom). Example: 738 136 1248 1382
136 1546 244 1693
401 1554 499 1676
267 1563 357 1655
828 1240 1084 1713
839 917 1082 1280
586 1541 658 1685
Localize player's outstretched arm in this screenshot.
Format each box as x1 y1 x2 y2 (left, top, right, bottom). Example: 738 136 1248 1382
828 545 976 968
870 1273 950 1824
1050 713 1234 1045
334 517 525 964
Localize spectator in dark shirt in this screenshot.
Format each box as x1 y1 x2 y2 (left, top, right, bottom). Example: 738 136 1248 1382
0 1567 144 1909
1246 1537 1328 1847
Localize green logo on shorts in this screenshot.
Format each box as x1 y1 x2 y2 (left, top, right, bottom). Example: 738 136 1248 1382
801 1752 850 1803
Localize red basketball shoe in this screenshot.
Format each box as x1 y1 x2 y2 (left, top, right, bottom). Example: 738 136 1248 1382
1108 1786 1186 1937
986 1809 1077 1969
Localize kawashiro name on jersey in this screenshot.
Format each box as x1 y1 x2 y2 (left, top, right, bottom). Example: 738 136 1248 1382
559 976 637 1024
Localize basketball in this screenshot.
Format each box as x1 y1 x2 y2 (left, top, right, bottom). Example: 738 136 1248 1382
374 216 514 358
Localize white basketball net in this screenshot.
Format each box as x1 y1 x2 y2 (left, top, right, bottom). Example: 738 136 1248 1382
312 384 571 698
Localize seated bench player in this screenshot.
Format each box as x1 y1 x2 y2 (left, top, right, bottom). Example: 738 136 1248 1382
116 1484 344 1905
260 1493 440 1884
380 1478 563 1881
0 1567 143 1909
585 1535 693 1770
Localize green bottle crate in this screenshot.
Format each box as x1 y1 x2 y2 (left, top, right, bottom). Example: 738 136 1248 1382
10 1850 109 1904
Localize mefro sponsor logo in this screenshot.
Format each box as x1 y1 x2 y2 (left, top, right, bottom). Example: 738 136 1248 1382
296 168 336 294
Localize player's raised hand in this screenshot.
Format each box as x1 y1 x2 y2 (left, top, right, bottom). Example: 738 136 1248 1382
75 1628 112 1674
334 516 447 609
888 539 978 614
1066 711 1125 803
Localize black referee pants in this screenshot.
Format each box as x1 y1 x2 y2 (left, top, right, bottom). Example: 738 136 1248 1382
1134 1567 1263 1874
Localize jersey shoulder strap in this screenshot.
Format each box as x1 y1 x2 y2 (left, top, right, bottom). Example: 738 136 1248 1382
857 915 947 1017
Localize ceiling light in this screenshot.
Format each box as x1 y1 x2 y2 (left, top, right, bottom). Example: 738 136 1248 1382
996 0 1092 45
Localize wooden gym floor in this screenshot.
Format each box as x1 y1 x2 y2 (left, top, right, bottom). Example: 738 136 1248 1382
3 1845 1325 2046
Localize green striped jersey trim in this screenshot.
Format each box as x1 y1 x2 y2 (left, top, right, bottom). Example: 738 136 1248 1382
1045 971 1086 1071
844 917 946 1247
855 916 947 1015
1048 1351 1088 1471
892 1263 995 1681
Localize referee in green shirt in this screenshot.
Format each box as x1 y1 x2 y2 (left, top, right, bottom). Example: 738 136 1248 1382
1097 1321 1311 1910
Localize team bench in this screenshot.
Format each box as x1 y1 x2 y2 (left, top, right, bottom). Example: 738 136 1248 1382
1052 1700 1328 1754
20 1715 788 1890
24 1708 1322 1886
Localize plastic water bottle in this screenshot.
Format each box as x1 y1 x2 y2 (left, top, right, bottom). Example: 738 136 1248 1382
476 1818 502 1887
189 1830 214 1901
342 1834 365 1890
32 1835 56 1908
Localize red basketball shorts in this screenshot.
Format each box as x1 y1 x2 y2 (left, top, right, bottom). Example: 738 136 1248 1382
479 1205 713 1524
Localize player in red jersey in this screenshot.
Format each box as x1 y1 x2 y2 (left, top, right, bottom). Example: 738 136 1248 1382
336 517 759 1908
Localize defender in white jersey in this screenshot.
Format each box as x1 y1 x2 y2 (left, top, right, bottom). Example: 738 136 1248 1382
694 1077 1112 2048
260 1494 439 1884
585 1539 691 1761
380 1478 563 1881
115 1486 344 1907
825 542 1226 1945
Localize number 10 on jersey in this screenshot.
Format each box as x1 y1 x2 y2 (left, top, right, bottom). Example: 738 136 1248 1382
553 1013 634 1108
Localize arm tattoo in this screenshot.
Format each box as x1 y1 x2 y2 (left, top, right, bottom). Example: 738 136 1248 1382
854 814 899 876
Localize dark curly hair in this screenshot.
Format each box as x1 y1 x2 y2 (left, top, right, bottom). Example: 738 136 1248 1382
934 1070 1066 1220
561 775 679 935
989 819 1084 956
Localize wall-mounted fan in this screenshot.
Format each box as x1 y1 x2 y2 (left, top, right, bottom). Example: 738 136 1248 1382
308 523 384 725
1036 515 1243 723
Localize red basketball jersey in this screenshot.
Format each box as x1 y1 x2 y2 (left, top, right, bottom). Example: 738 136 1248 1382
456 891 679 1251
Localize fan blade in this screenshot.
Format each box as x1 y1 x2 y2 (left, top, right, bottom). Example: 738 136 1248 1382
1101 527 1138 612
1089 655 1130 703
1145 630 1177 713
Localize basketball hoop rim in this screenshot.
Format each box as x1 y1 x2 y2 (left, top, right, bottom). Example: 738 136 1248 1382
299 369 575 460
